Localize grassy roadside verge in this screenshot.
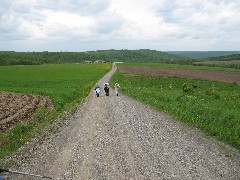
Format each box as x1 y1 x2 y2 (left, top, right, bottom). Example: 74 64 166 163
0 63 111 165
111 71 240 149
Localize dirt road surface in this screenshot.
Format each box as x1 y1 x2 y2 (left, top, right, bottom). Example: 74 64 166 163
3 65 240 179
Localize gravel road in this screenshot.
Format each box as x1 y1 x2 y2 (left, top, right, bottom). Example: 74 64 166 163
3 65 240 179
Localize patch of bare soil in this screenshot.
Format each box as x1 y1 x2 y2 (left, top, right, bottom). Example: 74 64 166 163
193 60 240 65
0 91 53 132
119 66 240 84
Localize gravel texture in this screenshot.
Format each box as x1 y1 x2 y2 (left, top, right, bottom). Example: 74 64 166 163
2 65 240 180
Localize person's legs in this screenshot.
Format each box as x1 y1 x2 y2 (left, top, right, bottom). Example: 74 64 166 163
96 90 99 97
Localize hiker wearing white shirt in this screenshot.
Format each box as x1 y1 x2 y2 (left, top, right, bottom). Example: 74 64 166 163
114 83 120 96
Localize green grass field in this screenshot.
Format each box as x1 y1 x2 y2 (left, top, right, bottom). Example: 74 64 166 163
0 63 111 163
0 63 111 111
117 62 240 72
111 70 240 149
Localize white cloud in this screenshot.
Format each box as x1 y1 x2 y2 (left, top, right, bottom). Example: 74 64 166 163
35 9 95 39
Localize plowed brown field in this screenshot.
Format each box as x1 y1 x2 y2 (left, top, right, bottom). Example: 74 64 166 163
119 66 240 84
0 92 53 132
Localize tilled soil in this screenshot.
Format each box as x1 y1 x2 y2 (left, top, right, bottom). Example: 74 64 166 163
2 66 240 179
0 92 53 132
119 66 240 85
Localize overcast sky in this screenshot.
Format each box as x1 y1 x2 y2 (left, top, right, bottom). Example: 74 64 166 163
0 0 240 52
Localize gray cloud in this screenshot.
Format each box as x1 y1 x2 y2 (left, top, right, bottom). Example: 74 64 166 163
0 0 13 16
0 0 239 51
30 0 111 15
95 14 125 35
153 0 240 42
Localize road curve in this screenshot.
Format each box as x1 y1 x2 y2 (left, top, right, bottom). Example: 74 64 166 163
3 65 240 179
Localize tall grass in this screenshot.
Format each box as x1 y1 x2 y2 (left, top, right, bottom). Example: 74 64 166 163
0 63 111 163
111 71 240 149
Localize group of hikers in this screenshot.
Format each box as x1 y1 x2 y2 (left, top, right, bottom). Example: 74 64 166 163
94 82 120 97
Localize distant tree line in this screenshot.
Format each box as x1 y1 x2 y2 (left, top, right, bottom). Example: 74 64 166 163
0 50 191 66
193 54 240 69
167 51 240 59
201 54 240 61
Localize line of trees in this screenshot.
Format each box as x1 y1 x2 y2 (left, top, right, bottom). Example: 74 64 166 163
193 54 240 69
0 50 191 66
167 51 240 59
201 54 240 61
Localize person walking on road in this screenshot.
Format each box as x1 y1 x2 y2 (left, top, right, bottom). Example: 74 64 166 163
114 83 120 96
94 83 101 97
104 83 110 96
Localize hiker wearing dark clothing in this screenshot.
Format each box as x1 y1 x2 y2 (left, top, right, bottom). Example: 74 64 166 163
104 83 109 96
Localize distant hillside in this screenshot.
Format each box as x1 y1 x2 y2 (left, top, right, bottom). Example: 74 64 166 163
0 50 191 66
201 54 240 61
193 54 240 69
167 51 240 59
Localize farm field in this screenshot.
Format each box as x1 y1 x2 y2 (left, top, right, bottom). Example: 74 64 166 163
194 60 240 65
0 91 53 132
119 66 240 85
117 62 240 72
112 64 240 148
193 60 240 68
0 64 111 111
0 63 111 161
